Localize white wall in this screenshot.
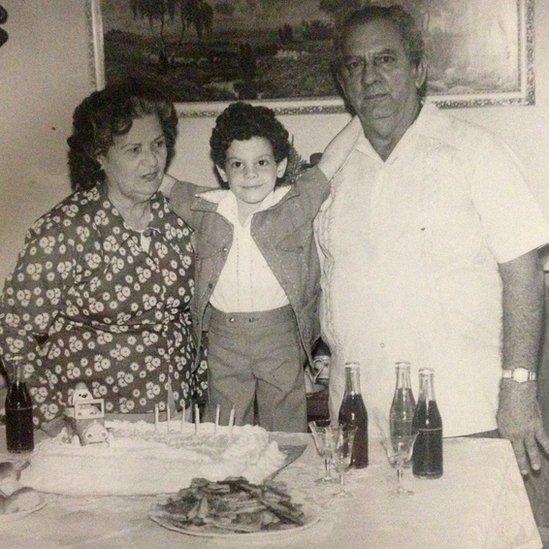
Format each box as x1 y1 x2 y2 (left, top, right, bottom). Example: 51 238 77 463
0 0 94 286
0 0 548 290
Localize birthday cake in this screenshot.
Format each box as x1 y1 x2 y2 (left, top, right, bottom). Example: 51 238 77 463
20 420 286 496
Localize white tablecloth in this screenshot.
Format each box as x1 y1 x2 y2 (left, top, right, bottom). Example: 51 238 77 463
0 431 542 548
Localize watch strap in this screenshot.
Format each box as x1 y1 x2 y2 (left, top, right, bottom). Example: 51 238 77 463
502 368 537 382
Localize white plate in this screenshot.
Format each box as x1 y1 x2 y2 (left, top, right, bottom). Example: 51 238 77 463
148 501 320 540
0 497 46 522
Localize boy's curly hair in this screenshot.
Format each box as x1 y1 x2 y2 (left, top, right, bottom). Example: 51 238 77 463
210 102 293 188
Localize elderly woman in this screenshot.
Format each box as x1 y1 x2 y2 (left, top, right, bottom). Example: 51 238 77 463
0 80 206 427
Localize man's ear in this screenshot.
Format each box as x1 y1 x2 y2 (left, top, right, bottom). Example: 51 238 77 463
276 157 288 179
215 164 228 183
413 60 427 91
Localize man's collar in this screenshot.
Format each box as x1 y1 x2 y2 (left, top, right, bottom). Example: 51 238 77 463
354 102 458 158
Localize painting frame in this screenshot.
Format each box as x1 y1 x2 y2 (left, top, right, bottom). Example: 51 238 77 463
86 0 535 117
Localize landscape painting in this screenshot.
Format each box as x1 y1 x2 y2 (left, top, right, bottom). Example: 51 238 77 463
88 0 534 115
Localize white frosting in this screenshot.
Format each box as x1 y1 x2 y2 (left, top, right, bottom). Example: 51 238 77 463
20 420 285 495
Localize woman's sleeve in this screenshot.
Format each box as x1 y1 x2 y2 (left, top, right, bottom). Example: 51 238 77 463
0 218 76 377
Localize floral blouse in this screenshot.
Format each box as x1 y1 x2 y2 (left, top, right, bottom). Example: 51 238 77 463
0 185 206 426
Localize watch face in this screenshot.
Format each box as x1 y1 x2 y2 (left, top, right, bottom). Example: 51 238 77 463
512 368 532 382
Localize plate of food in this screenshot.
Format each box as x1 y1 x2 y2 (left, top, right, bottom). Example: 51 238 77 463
0 460 46 521
0 487 46 521
149 477 320 539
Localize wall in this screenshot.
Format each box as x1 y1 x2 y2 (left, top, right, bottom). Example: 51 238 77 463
0 0 548 289
170 2 549 268
0 0 93 287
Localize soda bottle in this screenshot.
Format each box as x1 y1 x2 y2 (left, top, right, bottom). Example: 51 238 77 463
412 368 442 478
389 361 416 438
338 362 368 468
5 360 34 453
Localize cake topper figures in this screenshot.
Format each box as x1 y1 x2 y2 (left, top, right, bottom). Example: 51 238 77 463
63 382 109 445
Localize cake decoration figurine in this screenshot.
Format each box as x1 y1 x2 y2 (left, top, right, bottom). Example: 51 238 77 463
62 382 109 446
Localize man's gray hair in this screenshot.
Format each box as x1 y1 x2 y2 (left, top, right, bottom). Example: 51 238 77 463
334 5 424 68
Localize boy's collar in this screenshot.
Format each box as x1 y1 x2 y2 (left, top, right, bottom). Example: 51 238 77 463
191 185 293 212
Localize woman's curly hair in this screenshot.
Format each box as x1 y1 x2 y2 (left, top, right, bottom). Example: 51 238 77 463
210 102 292 189
67 79 178 191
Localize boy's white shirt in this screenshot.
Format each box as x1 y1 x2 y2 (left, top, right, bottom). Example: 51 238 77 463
198 186 291 313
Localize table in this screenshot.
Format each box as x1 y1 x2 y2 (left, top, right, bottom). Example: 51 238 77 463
0 427 542 548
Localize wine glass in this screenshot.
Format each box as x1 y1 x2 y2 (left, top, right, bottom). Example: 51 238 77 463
330 424 357 495
309 419 338 483
382 433 418 495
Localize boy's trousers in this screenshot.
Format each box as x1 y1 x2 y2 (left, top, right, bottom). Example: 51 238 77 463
205 304 307 433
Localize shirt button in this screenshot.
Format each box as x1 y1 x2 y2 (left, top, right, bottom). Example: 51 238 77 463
222 247 228 253
229 317 235 323
380 342 385 348
208 283 213 289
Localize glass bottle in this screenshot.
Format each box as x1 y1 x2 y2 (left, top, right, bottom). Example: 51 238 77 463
389 361 416 438
5 360 34 453
338 362 368 468
412 368 442 478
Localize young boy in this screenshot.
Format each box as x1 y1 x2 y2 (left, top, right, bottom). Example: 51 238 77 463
165 102 333 432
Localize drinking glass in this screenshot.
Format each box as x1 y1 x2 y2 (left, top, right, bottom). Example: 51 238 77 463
382 433 418 495
330 424 357 495
309 419 338 483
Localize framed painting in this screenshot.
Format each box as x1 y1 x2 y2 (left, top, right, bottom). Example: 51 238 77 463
86 0 535 116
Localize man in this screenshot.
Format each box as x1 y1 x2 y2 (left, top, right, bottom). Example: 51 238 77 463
316 5 549 478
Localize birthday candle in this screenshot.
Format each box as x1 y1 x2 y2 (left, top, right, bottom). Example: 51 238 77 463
166 400 171 433
181 400 186 432
194 403 200 435
154 404 159 432
228 407 235 433
214 404 220 434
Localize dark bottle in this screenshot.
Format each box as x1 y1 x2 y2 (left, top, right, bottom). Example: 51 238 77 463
5 361 34 453
412 368 442 478
338 362 368 468
389 361 416 438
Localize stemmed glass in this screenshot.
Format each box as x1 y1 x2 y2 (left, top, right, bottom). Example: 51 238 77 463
330 424 356 495
381 433 418 495
309 419 337 483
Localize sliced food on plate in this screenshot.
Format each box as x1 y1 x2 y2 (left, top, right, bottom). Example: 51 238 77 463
150 476 311 534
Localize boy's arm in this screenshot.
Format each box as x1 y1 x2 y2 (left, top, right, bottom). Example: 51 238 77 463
317 117 361 179
161 173 208 227
294 166 330 218
292 119 361 217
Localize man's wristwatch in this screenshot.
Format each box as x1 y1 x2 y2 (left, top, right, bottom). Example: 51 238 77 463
502 368 537 382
